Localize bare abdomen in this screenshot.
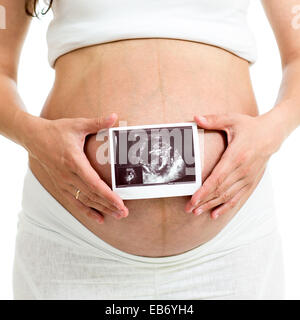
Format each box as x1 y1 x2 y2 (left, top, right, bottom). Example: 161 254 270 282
30 39 259 257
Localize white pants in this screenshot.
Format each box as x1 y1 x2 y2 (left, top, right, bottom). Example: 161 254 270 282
13 168 285 300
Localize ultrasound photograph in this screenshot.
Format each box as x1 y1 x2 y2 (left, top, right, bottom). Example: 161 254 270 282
112 125 196 188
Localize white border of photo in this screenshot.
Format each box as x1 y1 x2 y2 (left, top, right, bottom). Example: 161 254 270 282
109 122 202 200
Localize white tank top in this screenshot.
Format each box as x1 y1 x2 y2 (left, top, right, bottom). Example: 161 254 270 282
45 0 256 68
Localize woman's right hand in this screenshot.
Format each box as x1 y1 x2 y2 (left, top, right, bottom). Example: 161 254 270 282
23 113 128 224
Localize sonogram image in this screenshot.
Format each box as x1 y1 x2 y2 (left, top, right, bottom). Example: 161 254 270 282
113 126 195 188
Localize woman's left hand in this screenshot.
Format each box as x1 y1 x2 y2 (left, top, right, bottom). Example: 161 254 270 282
185 112 285 219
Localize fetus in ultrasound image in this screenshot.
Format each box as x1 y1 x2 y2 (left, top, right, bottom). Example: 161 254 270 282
113 126 196 188
116 167 143 186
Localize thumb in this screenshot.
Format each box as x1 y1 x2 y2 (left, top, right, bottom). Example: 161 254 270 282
194 114 233 130
83 113 118 134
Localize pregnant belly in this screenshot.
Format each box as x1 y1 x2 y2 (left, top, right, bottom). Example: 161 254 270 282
31 39 259 257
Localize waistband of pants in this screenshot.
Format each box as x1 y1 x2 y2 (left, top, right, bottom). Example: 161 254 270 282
18 166 279 266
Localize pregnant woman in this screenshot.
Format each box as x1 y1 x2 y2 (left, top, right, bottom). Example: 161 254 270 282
1 0 299 299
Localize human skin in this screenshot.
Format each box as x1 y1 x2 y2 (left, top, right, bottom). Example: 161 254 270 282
0 0 300 257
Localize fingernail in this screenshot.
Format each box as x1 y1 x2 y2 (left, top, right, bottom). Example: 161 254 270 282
118 209 128 217
194 208 203 216
121 208 129 217
194 199 201 207
97 217 104 224
197 116 208 124
187 200 200 213
114 203 124 211
113 212 123 219
113 202 124 210
213 213 219 220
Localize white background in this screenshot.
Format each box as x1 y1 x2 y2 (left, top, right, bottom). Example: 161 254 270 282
0 1 300 299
